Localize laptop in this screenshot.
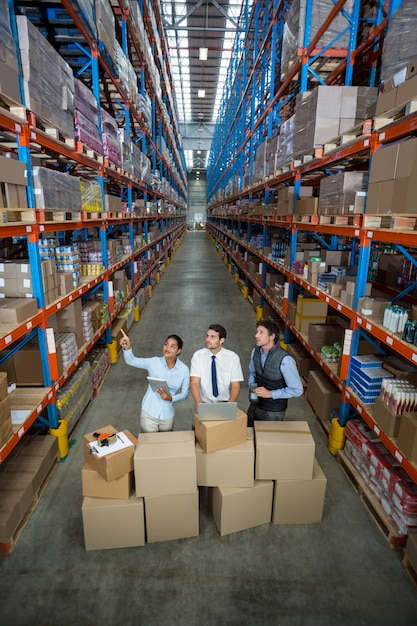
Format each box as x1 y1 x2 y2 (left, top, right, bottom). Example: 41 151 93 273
197 401 237 421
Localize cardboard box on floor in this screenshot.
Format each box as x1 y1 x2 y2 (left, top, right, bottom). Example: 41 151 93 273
196 428 255 488
272 458 327 524
209 480 273 536
194 408 247 454
82 492 145 551
254 421 315 480
144 490 199 543
81 464 134 500
134 430 196 497
83 425 137 482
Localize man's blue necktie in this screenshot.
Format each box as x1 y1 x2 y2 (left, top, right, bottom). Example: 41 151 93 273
211 355 219 397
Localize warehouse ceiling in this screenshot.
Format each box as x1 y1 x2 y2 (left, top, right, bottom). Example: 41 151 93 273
159 0 245 173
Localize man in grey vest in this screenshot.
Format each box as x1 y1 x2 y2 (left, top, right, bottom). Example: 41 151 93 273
247 319 303 427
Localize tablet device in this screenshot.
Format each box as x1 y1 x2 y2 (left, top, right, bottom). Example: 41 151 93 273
147 377 170 394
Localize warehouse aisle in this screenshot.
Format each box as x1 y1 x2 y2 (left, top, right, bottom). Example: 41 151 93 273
0 231 416 626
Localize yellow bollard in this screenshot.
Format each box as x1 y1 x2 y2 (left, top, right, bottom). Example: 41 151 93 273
107 340 118 364
328 418 346 455
234 273 239 283
256 306 263 321
228 263 232 273
156 271 161 283
149 285 153 298
49 420 69 460
280 340 288 351
242 286 249 299
134 305 140 322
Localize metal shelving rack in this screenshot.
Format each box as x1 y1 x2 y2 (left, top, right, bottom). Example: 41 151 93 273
205 1 417 484
0 0 187 463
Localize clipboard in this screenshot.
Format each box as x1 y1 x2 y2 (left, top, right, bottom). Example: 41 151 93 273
147 377 170 394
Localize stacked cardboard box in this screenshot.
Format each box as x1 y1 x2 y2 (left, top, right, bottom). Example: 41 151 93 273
255 421 327 524
0 154 28 213
81 425 142 551
319 171 368 216
0 433 58 544
293 86 377 157
367 136 417 215
295 294 328 333
135 430 198 543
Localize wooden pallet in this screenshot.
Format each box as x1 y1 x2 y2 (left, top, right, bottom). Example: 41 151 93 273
293 147 324 167
41 211 80 222
323 120 373 154
75 141 104 163
338 450 407 550
321 214 363 227
402 554 417 592
0 454 59 556
374 98 417 131
293 213 320 224
81 210 104 221
0 93 26 121
362 214 417 230
27 111 75 148
0 207 37 224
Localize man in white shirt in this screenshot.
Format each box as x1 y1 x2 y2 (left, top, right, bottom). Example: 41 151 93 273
190 324 244 405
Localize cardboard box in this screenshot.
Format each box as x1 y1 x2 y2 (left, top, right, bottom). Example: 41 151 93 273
83 425 137 482
286 343 321 380
382 356 417 386
295 198 319 215
295 313 327 334
296 295 328 317
56 299 84 349
0 396 13 451
196 428 255 487
144 490 199 543
306 370 342 423
209 480 273 536
308 324 344 353
405 533 417 571
254 421 315 480
272 458 327 524
397 412 417 463
194 408 247 454
81 464 133 500
0 492 22 542
11 343 44 386
368 142 400 183
372 397 403 439
134 431 196 497
82 492 145 551
0 298 38 325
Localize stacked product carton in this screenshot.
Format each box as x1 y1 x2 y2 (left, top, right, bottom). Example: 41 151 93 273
0 0 21 102
81 424 142 551
319 171 368 216
0 432 58 546
134 431 198 543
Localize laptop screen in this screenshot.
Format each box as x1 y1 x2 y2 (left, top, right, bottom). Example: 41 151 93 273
197 402 237 421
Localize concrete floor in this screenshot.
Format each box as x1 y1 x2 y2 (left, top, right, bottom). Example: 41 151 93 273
0 230 416 626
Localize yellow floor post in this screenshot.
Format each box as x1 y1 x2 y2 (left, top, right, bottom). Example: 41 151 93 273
242 286 249 299
49 420 69 460
256 306 263 321
134 305 140 322
107 340 118 364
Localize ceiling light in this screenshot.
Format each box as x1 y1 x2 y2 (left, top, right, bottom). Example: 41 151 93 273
199 47 208 61
197 150 201 154
198 89 205 98
196 171 200 175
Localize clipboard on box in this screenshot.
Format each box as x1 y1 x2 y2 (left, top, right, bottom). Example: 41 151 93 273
147 377 170 394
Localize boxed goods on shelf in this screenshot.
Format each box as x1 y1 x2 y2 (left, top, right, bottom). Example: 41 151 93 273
379 0 417 85
95 0 117 65
56 361 92 431
350 355 394 405
16 16 75 138
306 369 342 423
74 80 103 155
308 323 344 354
100 108 122 168
0 298 38 324
0 0 21 102
32 167 82 212
397 412 417 463
0 372 12 449
0 155 28 211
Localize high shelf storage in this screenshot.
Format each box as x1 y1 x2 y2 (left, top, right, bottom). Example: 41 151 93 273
0 0 187 464
206 0 417 497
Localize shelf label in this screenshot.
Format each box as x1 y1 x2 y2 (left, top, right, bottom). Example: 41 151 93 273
108 281 114 297
394 450 403 463
364 139 370 147
57 302 61 309
36 404 42 414
15 123 21 133
69 295 73 301
326 297 329 303
412 353 417 363
357 405 362 414
5 334 12 344
26 322 33 330
366 322 372 331
25 226 32 233
48 391 53 400
379 132 386 141
18 427 24 438
346 391 350 400
337 304 342 311
373 425 380 436
386 336 393 345
46 328 56 354
367 231 374 238
357 316 362 324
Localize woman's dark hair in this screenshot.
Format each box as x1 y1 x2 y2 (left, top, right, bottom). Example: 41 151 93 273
165 334 183 350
